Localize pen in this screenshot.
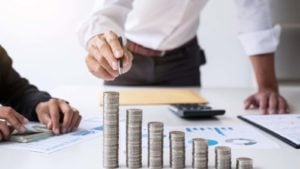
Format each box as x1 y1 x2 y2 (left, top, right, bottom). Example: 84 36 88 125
118 37 123 75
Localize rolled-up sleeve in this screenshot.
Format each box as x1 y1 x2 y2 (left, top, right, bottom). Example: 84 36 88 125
235 0 281 56
77 0 133 50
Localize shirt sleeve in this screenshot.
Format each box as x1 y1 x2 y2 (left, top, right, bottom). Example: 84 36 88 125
77 0 133 50
235 0 281 56
0 46 51 121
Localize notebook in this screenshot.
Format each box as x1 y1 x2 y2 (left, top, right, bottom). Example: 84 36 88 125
238 114 300 149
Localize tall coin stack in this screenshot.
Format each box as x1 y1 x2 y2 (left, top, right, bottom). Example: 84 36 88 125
215 146 232 169
103 91 119 168
169 131 185 169
192 138 208 169
236 157 253 169
126 109 143 168
148 122 164 169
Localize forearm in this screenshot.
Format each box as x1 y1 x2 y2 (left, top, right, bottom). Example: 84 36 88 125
250 53 278 92
0 46 51 121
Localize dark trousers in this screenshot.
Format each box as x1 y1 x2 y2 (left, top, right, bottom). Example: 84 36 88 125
105 38 206 86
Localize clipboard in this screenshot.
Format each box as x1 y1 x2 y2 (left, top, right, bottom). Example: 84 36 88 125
238 115 300 149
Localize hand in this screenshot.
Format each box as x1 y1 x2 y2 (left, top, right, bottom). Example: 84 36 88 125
85 31 133 80
35 99 81 135
0 106 29 141
244 89 290 114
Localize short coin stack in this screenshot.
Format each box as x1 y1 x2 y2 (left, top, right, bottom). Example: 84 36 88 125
236 157 253 169
192 138 208 169
169 131 185 169
126 109 143 168
215 146 232 169
103 92 119 168
148 122 164 169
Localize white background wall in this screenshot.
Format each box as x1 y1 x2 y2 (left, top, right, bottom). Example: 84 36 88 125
0 0 254 91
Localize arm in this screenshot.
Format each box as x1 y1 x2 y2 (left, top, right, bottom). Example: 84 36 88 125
0 46 51 121
0 46 81 135
78 0 133 49
78 0 134 80
234 0 289 114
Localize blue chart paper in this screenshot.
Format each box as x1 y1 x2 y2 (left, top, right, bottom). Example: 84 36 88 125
119 125 280 151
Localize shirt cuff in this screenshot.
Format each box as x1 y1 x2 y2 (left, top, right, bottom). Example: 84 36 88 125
238 24 281 56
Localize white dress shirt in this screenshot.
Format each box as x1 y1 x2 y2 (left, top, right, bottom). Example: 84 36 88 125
78 0 280 56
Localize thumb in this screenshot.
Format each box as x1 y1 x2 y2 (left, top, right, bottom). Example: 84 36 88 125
38 112 52 129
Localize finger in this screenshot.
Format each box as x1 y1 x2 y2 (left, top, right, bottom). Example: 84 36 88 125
67 109 80 132
0 122 11 140
85 55 115 80
123 48 133 67
244 95 254 109
74 115 82 130
89 45 102 62
48 99 61 135
259 94 268 114
0 131 3 142
99 55 119 77
104 31 123 58
36 103 53 129
278 96 289 114
58 101 74 134
40 112 52 129
95 38 118 70
13 111 29 124
0 108 26 133
268 93 278 114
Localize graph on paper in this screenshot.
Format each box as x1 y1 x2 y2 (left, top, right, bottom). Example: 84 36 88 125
119 125 280 151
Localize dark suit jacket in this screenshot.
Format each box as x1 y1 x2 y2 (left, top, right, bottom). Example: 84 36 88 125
0 46 51 121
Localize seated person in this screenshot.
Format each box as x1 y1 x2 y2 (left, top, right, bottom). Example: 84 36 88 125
0 45 81 141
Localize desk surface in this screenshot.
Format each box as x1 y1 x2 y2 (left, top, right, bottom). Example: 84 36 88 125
1 85 299 169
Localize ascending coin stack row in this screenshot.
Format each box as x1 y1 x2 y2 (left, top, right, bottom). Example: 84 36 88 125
126 109 143 168
103 92 119 168
148 122 164 168
102 91 253 169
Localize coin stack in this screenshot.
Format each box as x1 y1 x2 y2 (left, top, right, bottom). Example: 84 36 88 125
215 146 232 169
126 109 143 168
169 131 185 169
192 138 208 169
103 91 119 168
148 122 164 169
236 157 253 169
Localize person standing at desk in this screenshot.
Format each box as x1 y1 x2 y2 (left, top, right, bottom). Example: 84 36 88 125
0 46 81 141
78 0 289 114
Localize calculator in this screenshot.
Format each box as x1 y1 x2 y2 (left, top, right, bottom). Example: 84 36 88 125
168 104 225 118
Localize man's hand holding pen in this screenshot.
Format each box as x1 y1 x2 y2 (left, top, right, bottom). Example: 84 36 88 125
85 31 133 80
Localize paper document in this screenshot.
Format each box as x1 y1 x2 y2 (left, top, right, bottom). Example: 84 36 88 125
0 116 102 153
120 124 279 151
99 89 208 105
239 114 300 148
